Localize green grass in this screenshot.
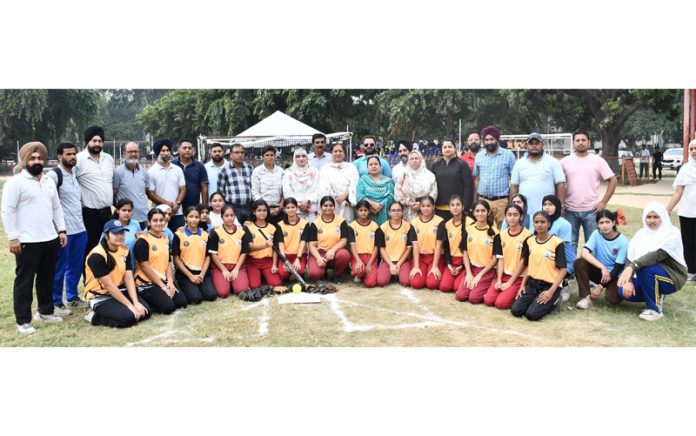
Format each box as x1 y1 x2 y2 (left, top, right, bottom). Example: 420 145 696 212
0 178 694 347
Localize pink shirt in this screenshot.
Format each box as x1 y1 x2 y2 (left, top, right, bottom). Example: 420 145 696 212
561 153 614 211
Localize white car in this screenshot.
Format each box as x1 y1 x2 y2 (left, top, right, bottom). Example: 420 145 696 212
662 148 683 170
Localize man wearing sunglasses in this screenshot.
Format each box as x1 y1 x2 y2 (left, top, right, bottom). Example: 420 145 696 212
353 135 392 178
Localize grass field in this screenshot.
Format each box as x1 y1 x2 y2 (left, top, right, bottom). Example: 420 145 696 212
1 179 694 347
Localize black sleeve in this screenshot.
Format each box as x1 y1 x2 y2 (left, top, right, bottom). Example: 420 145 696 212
555 241 567 269
301 223 310 242
307 223 318 242
339 221 349 239
207 230 219 253
436 221 447 242
406 225 417 246
493 234 502 257
347 226 357 244
273 226 284 245
133 238 150 263
241 228 253 254
610 263 625 281
375 227 385 248
87 253 111 278
442 227 452 265
521 239 530 266
125 252 133 271
459 227 468 252
461 162 474 211
171 234 181 256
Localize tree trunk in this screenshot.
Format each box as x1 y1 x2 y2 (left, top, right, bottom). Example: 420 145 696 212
599 128 622 173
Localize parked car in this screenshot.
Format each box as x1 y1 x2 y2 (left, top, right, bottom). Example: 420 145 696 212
663 148 683 171
618 150 634 159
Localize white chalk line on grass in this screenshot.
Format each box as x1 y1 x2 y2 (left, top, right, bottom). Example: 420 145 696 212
399 287 435 316
323 294 374 332
126 311 186 346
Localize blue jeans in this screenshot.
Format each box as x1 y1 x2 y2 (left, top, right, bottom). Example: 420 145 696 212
52 231 88 306
565 210 597 253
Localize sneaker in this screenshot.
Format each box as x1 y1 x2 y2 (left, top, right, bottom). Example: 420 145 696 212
84 310 95 324
67 298 87 308
33 312 63 323
330 276 343 284
560 286 570 302
353 276 362 283
687 273 696 282
17 323 36 335
53 305 72 317
576 295 592 310
639 309 664 321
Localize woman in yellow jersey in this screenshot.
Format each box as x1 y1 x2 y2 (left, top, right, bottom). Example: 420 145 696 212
439 195 473 292
172 206 217 304
134 208 188 313
511 211 567 321
307 196 351 283
278 198 310 281
245 199 284 288
208 206 252 297
484 204 532 309
83 220 150 327
375 201 418 287
410 196 444 290
456 200 499 303
348 200 379 288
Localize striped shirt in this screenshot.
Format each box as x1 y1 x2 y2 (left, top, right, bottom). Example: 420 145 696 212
217 162 253 206
75 149 115 209
473 147 516 197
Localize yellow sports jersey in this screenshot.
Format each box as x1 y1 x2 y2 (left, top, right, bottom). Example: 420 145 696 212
134 232 170 285
208 225 250 265
465 223 499 268
84 244 130 300
495 227 533 275
349 220 379 255
278 218 308 256
308 215 349 251
522 235 566 284
411 215 444 255
173 228 209 271
439 218 466 260
246 222 281 260
376 220 417 262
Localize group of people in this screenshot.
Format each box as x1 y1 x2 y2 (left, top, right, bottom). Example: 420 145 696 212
638 143 665 180
2 125 694 335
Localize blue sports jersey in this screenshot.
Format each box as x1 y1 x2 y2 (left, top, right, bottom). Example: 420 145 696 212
549 216 575 274
583 229 628 271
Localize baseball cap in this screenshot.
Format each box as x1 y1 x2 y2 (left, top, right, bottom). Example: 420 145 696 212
526 132 543 143
156 204 172 213
103 219 130 234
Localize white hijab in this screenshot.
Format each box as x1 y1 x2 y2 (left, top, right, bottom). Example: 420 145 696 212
400 150 436 199
627 202 686 267
673 140 696 189
288 148 317 187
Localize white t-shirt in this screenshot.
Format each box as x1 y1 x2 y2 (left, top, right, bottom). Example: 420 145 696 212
147 162 186 215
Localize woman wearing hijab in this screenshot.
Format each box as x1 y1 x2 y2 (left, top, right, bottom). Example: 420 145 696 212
318 142 359 223
541 195 575 289
394 150 438 222
282 148 319 223
666 139 696 282
356 156 395 225
502 194 531 230
617 202 688 320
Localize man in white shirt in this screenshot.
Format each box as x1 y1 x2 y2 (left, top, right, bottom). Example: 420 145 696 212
391 140 412 181
639 144 651 179
1 142 68 335
76 125 115 253
251 145 285 224
204 142 226 200
307 134 332 171
147 138 186 231
46 142 88 317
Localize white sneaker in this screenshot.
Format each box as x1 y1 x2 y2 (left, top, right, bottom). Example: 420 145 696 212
17 323 36 335
84 310 95 324
687 273 696 282
560 286 570 302
354 276 362 283
33 312 63 323
639 309 664 321
576 295 592 310
53 305 72 317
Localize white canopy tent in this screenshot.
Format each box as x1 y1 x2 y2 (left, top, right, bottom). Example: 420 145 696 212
197 110 353 161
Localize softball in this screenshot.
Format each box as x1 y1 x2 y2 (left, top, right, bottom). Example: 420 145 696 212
292 283 302 293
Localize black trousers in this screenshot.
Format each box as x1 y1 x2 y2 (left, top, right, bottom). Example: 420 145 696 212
82 207 112 254
175 271 217 304
639 162 649 178
511 277 561 321
91 290 152 328
13 239 59 324
680 216 696 274
652 163 662 180
138 283 187 314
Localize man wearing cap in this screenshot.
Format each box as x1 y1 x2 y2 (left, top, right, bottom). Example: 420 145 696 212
172 138 209 212
561 129 617 253
353 135 392 177
473 125 516 228
510 132 566 216
76 125 115 253
113 141 150 229
204 142 226 200
1 142 68 335
147 138 186 231
308 134 333 171
217 143 254 223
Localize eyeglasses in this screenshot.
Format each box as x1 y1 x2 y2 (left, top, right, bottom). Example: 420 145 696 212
365 144 376 147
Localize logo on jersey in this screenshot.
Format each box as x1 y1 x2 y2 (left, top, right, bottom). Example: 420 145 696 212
468 236 473 243
283 231 289 237
516 242 523 251
484 238 491 246
544 250 553 259
416 227 421 234
318 228 324 235
121 255 127 265
183 241 190 247
401 233 407 241
369 231 375 239
611 248 618 255
219 238 225 245
385 235 390 242
431 226 438 234
335 226 340 233
151 244 158 252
